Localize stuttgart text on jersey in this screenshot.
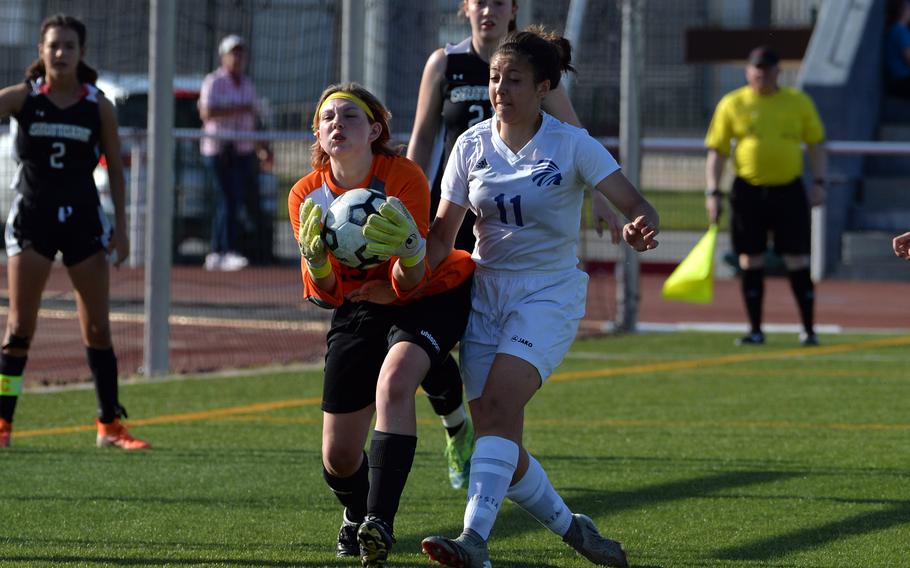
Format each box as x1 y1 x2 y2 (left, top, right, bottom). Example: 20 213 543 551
449 85 488 104
28 122 92 142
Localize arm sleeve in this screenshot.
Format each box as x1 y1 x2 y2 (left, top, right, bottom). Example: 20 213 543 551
288 177 343 309
440 137 471 209
704 97 733 155
575 133 621 188
387 159 431 298
388 160 432 238
801 93 825 145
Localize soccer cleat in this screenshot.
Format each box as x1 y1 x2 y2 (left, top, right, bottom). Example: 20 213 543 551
96 418 151 450
735 331 765 346
562 514 629 568
422 533 491 568
357 515 395 567
335 509 360 558
444 416 474 489
0 418 11 449
799 332 819 346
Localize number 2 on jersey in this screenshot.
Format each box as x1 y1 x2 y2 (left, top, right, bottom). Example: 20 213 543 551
467 104 485 128
494 193 523 226
50 142 65 169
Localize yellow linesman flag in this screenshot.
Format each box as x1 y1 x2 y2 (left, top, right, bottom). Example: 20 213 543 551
662 224 718 304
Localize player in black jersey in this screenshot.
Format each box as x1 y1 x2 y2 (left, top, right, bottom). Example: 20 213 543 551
0 14 149 450
404 0 623 490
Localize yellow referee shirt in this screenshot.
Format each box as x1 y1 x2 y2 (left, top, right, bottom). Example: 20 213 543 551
704 85 825 186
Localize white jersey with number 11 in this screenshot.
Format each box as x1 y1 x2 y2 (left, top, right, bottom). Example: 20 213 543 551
441 112 620 273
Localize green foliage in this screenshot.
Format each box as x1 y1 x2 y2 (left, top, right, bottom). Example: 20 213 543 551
2 332 908 566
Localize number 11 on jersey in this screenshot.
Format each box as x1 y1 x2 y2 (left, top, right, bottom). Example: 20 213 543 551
494 193 523 226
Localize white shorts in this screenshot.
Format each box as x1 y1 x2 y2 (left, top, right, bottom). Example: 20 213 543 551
460 267 588 401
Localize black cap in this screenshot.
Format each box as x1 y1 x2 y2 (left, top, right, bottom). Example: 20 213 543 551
748 45 780 67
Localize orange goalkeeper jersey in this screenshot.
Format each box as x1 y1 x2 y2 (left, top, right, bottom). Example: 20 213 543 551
288 153 474 308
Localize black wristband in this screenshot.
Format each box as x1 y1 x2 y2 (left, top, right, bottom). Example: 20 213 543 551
813 178 826 185
705 189 723 197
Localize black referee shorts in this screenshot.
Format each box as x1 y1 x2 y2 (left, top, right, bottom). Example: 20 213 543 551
321 277 473 414
729 177 811 256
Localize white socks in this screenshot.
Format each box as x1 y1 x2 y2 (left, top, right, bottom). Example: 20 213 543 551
506 452 573 537
441 404 467 429
463 435 519 540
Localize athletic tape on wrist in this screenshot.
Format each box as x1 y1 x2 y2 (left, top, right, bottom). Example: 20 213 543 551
308 260 333 279
0 374 23 396
399 243 426 268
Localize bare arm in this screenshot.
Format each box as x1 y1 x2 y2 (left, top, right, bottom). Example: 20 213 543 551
595 170 660 251
98 94 129 266
542 84 625 241
705 148 727 223
806 143 828 207
0 83 28 120
427 199 469 269
541 84 581 127
407 49 447 173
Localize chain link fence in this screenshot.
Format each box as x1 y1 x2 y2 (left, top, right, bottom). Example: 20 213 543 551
0 0 824 383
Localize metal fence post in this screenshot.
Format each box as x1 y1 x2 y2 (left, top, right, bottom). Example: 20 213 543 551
144 0 175 376
616 0 643 333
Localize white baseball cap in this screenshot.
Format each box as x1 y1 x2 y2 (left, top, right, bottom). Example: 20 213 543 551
218 35 245 56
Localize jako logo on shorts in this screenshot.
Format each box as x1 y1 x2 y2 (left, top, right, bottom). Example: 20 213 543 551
511 335 533 348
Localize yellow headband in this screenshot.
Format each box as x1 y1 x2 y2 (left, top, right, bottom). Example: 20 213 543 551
318 92 375 121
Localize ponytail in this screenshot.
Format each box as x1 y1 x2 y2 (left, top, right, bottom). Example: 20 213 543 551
496 25 575 88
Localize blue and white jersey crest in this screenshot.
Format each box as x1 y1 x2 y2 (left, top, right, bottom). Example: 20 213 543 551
441 113 620 273
531 159 562 187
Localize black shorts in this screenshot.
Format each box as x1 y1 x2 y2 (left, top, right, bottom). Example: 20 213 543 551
4 195 110 266
729 177 811 256
321 277 473 413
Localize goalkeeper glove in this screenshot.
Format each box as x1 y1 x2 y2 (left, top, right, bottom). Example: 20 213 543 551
298 199 332 279
362 196 426 267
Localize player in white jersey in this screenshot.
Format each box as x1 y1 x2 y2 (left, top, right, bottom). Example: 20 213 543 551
407 0 623 491
421 28 659 568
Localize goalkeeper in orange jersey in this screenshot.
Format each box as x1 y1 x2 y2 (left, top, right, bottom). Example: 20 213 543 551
288 83 474 567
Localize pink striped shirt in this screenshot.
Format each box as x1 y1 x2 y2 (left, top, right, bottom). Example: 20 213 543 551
198 67 258 156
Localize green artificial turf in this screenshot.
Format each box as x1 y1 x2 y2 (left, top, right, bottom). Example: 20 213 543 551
2 331 908 567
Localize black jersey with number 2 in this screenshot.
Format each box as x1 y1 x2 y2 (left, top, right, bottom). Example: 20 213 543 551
435 38 493 194
13 79 102 207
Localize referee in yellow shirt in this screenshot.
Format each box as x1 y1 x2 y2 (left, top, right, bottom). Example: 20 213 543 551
705 46 827 347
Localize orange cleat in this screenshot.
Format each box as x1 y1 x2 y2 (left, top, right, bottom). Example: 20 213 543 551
96 418 151 450
0 418 11 448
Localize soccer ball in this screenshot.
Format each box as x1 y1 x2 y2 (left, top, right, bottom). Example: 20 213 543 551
322 188 389 270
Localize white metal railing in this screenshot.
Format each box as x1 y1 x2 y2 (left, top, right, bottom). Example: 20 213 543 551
5 125 910 154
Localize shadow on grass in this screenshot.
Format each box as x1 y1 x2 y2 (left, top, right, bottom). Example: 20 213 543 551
407 469 797 568
714 501 910 562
